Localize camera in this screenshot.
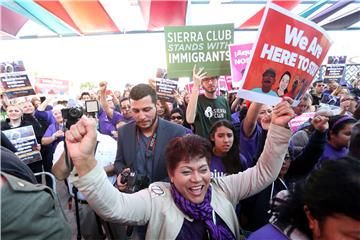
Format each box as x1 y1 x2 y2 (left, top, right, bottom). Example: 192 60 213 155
61 107 84 129
120 171 150 193
61 100 100 129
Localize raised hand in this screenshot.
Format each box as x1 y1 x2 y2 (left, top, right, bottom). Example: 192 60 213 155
99 81 108 93
192 64 208 89
260 114 271 130
271 97 295 128
173 90 184 105
65 116 98 176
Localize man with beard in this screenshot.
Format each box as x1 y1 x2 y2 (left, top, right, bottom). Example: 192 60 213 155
114 84 188 239
114 83 188 190
186 65 231 138
251 68 278 97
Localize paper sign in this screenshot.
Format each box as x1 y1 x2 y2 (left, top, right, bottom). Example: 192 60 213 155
229 43 253 87
323 65 345 83
237 4 332 106
165 24 234 78
34 77 69 95
288 112 315 133
155 78 178 102
2 125 42 164
0 60 36 99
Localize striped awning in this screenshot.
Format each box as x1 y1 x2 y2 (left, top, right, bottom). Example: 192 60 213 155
1 0 359 39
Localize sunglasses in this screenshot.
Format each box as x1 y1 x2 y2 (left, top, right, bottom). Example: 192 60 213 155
170 116 182 120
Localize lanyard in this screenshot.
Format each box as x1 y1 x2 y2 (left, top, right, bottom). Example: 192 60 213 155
136 120 159 153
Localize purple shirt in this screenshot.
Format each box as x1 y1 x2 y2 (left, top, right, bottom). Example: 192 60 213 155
43 122 64 153
97 108 123 137
316 142 348 169
35 109 55 125
210 155 226 178
239 121 262 168
247 224 287 240
231 111 240 124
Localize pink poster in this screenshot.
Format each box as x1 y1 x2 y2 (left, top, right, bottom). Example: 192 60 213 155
229 43 253 87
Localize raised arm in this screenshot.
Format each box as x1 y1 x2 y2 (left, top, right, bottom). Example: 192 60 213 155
66 116 151 224
215 98 294 204
37 96 52 112
186 65 207 124
242 102 263 138
286 115 328 181
99 81 114 119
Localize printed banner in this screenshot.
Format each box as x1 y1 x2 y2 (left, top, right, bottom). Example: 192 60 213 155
0 60 36 99
2 125 42 164
323 65 345 83
165 23 234 78
237 4 332 106
155 78 178 102
34 77 69 95
288 112 315 133
229 43 253 87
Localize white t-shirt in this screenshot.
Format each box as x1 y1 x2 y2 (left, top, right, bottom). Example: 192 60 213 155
53 132 117 200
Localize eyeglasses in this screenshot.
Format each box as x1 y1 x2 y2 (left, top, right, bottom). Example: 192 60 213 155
202 77 217 83
170 116 182 120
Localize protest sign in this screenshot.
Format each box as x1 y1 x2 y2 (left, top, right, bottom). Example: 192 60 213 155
288 112 315 133
0 60 36 99
237 3 332 106
229 43 253 87
324 56 346 83
327 55 346 65
155 78 178 102
165 23 234 78
2 125 42 164
34 77 69 95
218 77 228 92
323 65 345 83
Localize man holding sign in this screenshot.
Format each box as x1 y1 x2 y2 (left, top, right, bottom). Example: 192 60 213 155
186 65 231 138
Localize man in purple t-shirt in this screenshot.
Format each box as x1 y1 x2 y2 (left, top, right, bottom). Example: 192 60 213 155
98 82 124 138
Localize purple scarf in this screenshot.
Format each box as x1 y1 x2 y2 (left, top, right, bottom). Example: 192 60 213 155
171 183 235 240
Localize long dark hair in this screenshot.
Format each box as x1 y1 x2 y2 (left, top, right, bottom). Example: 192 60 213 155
275 157 360 237
209 120 244 174
278 71 291 94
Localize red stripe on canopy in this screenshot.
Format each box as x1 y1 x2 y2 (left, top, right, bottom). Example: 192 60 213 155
57 0 119 34
34 0 81 33
139 0 188 31
238 0 300 29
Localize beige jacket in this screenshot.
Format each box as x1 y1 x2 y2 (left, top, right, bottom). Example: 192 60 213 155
71 124 291 240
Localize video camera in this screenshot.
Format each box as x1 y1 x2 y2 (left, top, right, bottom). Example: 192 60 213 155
62 100 100 172
61 100 99 129
120 171 150 193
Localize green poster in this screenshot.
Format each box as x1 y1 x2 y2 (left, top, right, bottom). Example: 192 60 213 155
165 23 234 78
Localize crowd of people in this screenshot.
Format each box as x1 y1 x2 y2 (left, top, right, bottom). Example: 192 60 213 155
1 66 360 239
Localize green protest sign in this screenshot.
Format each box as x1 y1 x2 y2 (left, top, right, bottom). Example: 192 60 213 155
165 23 234 78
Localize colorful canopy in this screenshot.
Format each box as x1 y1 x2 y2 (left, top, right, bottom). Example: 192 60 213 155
1 0 359 39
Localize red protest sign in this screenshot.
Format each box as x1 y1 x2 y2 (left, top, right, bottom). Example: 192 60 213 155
238 3 332 106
